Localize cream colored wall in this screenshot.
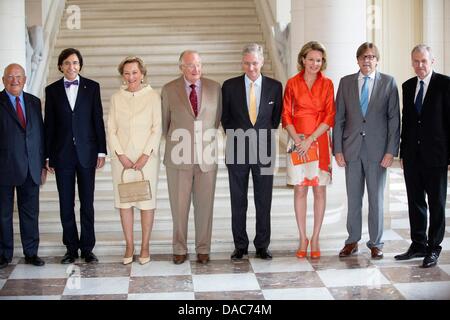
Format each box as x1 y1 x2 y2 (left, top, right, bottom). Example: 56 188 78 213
445 1 450 74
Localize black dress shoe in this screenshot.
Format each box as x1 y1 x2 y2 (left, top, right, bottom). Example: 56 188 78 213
422 251 440 268
394 246 426 260
255 248 272 260
61 252 79 264
231 248 248 260
25 255 45 267
82 252 99 264
0 256 8 269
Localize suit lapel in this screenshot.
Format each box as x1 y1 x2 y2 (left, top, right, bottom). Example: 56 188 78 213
175 77 196 119
23 93 33 130
258 75 269 123
56 78 73 112
198 78 209 118
73 76 85 112
0 90 26 129
366 72 380 116
421 71 435 114
351 73 361 116
238 75 252 125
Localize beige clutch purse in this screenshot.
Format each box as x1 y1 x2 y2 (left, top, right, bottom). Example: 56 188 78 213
118 168 152 203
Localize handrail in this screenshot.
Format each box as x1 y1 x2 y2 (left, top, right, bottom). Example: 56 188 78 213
29 0 65 99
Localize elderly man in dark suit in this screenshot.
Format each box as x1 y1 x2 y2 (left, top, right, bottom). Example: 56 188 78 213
0 63 46 269
395 45 450 268
222 43 283 261
44 48 107 264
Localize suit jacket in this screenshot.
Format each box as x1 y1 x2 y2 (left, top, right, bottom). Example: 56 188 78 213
333 71 400 162
161 76 222 172
400 71 450 167
221 74 282 165
0 90 45 186
44 76 107 168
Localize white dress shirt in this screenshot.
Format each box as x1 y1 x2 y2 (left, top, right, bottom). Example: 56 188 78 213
414 70 433 103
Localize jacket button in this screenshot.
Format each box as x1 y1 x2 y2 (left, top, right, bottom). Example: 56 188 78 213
417 140 420 144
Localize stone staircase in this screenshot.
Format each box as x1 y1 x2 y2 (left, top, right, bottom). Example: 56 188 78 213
13 0 348 257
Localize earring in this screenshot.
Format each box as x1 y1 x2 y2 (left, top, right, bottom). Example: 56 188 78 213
122 80 127 85
140 79 144 84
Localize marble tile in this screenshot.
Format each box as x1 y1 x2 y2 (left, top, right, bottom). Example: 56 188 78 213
195 291 264 300
392 229 411 240
440 238 450 250
250 257 314 273
17 256 65 265
381 240 411 254
0 280 6 290
256 271 324 289
61 294 128 300
370 253 424 267
62 277 130 295
191 259 252 275
328 285 405 300
381 229 404 241
309 255 372 270
438 264 450 276
0 265 15 279
150 253 186 262
129 275 193 293
78 262 131 278
380 266 450 283
131 260 191 277
0 295 61 300
317 267 390 287
394 281 450 300
262 287 334 300
389 203 409 212
9 264 70 279
435 251 450 264
128 292 195 300
192 273 260 292
0 279 67 296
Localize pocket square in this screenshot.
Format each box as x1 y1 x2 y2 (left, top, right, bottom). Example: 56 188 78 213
268 101 274 105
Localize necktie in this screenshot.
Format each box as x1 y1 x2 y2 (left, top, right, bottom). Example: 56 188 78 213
415 80 424 114
249 81 257 125
360 76 369 117
15 96 26 129
64 79 79 88
189 84 198 117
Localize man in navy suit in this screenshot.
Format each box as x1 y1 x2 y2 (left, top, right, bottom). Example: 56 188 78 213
44 48 106 264
221 43 282 260
395 45 450 268
0 63 46 269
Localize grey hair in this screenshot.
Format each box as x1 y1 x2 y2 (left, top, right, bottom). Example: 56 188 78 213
3 63 26 77
242 43 264 61
411 44 434 60
178 50 201 66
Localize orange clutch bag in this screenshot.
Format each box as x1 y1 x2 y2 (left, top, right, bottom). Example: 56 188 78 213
289 135 319 165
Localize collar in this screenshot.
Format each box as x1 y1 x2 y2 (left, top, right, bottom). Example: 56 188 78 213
4 89 24 104
358 71 376 80
244 74 262 87
184 77 201 88
417 70 433 86
63 75 80 84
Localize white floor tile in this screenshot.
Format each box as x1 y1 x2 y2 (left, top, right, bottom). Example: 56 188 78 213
250 257 314 273
9 264 70 279
62 277 129 295
389 203 409 212
394 281 450 300
192 273 260 292
263 287 334 300
317 268 390 287
381 229 404 241
390 218 411 229
130 260 191 277
0 295 61 300
0 280 6 290
439 265 450 276
128 292 195 300
441 238 450 251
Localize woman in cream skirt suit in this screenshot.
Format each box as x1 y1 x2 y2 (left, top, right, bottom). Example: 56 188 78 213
108 56 162 265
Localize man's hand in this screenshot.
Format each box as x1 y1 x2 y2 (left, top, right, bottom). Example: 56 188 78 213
41 168 47 185
380 153 394 168
335 153 346 167
96 157 105 169
45 160 55 174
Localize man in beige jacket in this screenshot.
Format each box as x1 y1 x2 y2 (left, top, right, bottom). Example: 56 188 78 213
161 50 222 265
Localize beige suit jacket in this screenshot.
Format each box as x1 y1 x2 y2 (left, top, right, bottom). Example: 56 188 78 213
161 76 222 172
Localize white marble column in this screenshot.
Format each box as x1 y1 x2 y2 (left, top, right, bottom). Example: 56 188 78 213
0 0 27 90
423 0 446 73
444 0 450 74
290 0 367 87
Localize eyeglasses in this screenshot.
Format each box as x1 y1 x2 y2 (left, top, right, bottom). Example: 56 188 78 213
359 55 377 61
182 63 201 70
5 75 24 81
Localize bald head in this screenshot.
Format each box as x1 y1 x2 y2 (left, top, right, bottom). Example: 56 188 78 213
2 63 26 96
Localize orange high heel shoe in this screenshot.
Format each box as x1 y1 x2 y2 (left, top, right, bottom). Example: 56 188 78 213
310 240 320 259
296 239 309 258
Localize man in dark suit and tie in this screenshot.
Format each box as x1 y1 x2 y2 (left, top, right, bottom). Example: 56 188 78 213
44 48 107 264
395 45 450 268
222 43 282 260
0 63 46 269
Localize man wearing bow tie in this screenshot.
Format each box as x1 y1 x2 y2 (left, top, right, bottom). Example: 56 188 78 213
44 48 107 264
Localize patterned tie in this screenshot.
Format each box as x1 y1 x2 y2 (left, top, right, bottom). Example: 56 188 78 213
360 76 369 117
15 96 26 129
189 84 198 117
415 80 424 114
249 81 257 125
64 79 79 88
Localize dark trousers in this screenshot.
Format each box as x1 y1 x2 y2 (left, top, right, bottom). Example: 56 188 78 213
0 170 40 261
227 163 273 250
55 148 96 255
403 160 447 252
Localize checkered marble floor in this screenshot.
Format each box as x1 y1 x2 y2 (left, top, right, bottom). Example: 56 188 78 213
1 169 449 300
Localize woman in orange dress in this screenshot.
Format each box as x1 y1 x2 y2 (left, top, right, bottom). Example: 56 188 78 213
282 41 336 259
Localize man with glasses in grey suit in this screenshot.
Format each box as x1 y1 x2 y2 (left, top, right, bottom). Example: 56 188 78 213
333 42 400 260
